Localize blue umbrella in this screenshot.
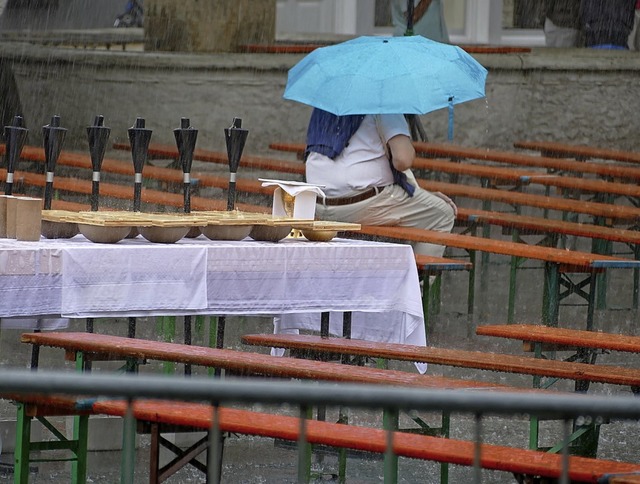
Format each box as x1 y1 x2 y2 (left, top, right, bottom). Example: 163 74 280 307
283 35 488 139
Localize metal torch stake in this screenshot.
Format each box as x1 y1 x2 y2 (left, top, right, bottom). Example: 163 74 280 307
224 117 248 211
86 115 111 211
128 117 152 212
173 117 198 214
3 115 28 196
42 115 67 210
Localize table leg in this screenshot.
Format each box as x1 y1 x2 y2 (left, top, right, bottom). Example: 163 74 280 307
184 315 192 376
320 312 330 339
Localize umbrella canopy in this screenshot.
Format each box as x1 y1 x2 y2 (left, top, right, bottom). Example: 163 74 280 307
283 35 487 116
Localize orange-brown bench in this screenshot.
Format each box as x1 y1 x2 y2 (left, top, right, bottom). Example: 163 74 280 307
352 224 640 328
412 141 640 184
267 142 640 223
476 323 640 355
112 141 305 176
16 331 562 484
10 392 639 484
0 167 270 214
413 156 640 200
514 140 640 166
240 333 640 389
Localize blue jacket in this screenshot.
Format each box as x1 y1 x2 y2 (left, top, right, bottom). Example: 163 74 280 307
304 109 364 161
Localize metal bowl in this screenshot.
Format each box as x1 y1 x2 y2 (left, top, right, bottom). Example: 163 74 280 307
41 220 79 239
78 224 132 244
139 226 190 244
184 226 203 238
249 224 292 242
301 229 338 242
201 224 253 241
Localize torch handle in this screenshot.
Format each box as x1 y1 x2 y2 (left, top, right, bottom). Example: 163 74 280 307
91 181 100 211
134 182 142 212
44 181 54 210
4 181 12 196
183 183 191 213
227 180 237 211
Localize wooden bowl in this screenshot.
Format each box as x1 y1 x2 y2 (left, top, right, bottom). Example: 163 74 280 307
249 224 292 242
139 226 190 244
301 229 338 242
201 224 253 241
78 224 132 244
41 220 79 239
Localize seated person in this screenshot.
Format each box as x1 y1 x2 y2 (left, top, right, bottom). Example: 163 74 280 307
305 108 456 259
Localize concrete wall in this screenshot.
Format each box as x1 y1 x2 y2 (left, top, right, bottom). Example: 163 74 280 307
0 42 639 157
144 0 276 53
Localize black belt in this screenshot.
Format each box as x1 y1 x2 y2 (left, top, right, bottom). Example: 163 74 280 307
318 186 387 206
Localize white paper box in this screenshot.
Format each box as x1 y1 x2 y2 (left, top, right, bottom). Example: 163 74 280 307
259 179 325 220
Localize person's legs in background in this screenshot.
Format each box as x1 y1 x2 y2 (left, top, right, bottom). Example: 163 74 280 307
315 183 456 257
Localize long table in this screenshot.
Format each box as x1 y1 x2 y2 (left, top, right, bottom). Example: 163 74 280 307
0 235 425 348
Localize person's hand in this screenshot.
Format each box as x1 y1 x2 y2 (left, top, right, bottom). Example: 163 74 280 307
434 191 457 216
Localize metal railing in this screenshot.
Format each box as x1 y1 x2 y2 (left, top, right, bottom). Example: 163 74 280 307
2 369 640 484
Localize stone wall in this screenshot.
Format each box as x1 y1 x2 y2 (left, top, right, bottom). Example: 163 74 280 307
0 42 639 156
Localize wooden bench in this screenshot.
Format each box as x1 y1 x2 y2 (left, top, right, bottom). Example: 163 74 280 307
13 145 278 202
240 331 640 457
15 331 567 484
412 141 640 184
240 333 640 390
412 155 640 200
514 140 640 166
267 141 640 222
268 141 640 200
476 324 640 355
414 254 474 330
0 167 270 214
111 142 305 177
9 393 639 484
353 224 640 328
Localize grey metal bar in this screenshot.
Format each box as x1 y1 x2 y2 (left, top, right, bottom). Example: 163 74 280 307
2 370 640 420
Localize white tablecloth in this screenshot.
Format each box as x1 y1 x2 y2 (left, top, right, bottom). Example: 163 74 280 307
0 235 425 349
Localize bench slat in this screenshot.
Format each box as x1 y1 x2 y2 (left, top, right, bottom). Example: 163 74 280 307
111 142 305 176
413 141 640 183
413 156 640 199
240 334 640 387
514 140 640 166
19 332 515 392
267 141 640 221
476 324 640 354
91 399 640 483
0 167 269 214
357 225 639 270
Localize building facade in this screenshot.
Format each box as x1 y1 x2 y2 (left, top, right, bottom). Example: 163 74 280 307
275 0 547 46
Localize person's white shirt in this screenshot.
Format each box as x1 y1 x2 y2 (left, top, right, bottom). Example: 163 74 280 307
306 114 410 198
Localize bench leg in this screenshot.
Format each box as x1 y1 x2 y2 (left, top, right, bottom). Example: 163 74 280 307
14 404 31 484
382 408 399 484
71 414 89 484
297 405 313 484
634 244 640 310
120 401 136 483
159 316 177 375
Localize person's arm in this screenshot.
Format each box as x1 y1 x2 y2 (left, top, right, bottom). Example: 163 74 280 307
413 0 434 24
387 134 415 172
